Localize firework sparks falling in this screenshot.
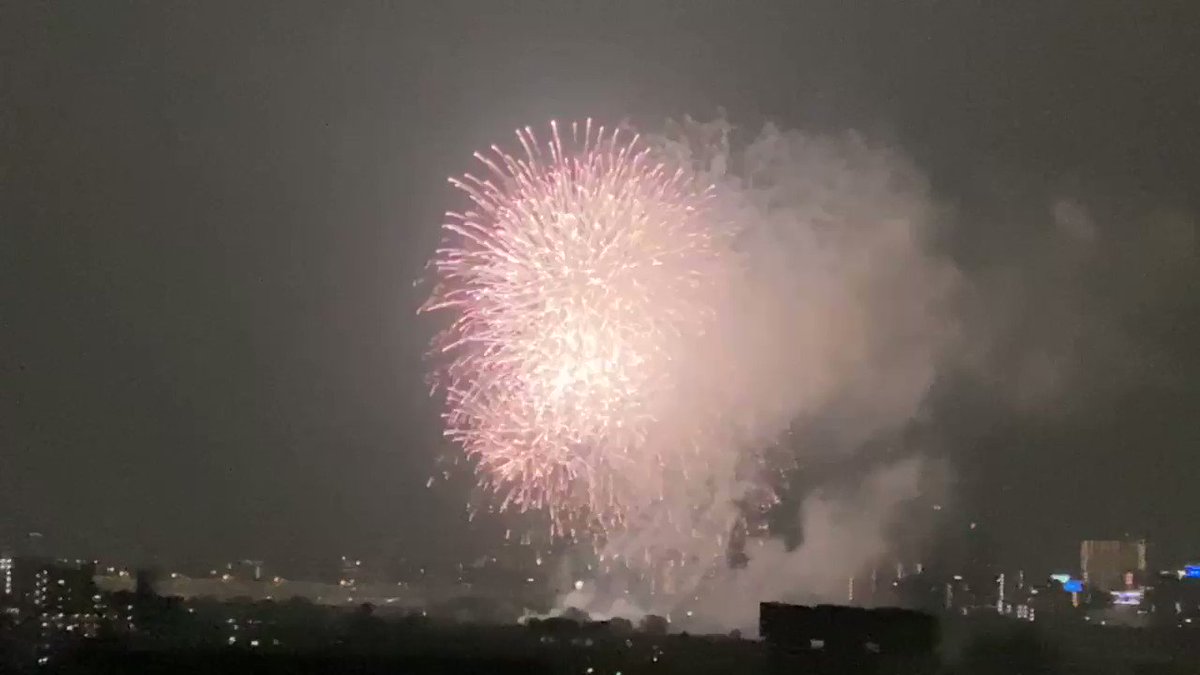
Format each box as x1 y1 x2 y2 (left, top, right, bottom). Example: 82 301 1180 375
421 120 727 536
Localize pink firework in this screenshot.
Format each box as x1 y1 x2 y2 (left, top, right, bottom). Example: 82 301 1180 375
421 120 725 536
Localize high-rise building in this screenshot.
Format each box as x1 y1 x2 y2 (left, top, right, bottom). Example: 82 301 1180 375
1080 539 1147 591
6 557 45 609
0 557 104 653
1 554 12 598
35 561 99 618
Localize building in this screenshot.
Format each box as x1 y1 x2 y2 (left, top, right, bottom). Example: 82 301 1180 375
1021 579 1079 621
1148 566 1200 626
2 558 100 614
1081 539 1146 591
1 554 12 599
6 557 46 609
0 556 105 663
759 602 938 657
34 560 102 635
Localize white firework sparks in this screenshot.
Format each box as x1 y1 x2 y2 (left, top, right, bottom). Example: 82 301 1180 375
421 120 729 536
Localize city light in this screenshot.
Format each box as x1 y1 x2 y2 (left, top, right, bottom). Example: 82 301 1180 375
1112 590 1144 606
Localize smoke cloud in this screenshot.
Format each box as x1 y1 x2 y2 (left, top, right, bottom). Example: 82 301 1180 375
550 117 962 632
684 457 927 633
549 116 1196 633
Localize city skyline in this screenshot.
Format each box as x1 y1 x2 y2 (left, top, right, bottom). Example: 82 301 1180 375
4 2 1199 581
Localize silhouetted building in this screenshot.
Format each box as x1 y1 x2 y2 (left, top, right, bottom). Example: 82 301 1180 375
892 571 944 614
36 560 100 620
5 556 47 610
760 602 937 656
0 556 105 665
1149 569 1200 625
1023 579 1079 621
1081 539 1147 591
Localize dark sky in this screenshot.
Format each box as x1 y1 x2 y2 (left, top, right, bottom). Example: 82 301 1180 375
3 2 1198 574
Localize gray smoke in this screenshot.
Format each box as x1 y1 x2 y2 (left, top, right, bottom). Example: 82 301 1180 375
557 116 1197 634
685 456 929 633
554 118 962 633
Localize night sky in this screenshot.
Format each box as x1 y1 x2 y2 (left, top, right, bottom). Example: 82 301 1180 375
4 2 1198 575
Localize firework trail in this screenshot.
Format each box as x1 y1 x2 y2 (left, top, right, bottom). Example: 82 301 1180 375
421 120 731 537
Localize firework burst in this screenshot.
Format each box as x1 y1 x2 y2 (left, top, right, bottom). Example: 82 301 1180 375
421 120 728 536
